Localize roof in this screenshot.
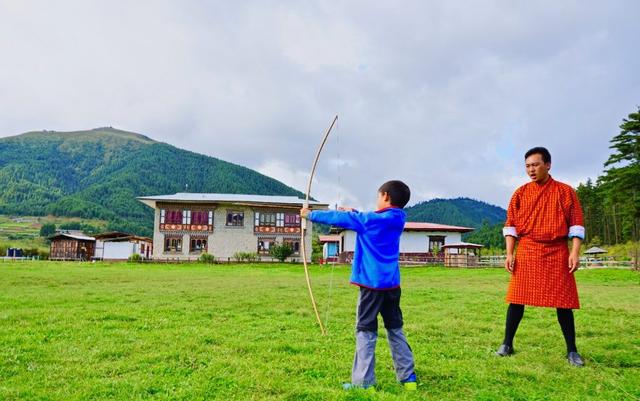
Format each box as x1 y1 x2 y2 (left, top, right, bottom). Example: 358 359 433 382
403 222 474 233
584 246 608 254
137 193 328 209
50 233 95 241
331 221 474 234
319 235 341 242
442 242 483 249
94 231 153 242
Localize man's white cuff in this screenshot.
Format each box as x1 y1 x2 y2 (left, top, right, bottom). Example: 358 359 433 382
503 226 517 238
568 225 585 240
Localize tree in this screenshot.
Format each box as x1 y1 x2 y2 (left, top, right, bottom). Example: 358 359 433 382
269 243 294 262
600 108 640 244
39 223 56 237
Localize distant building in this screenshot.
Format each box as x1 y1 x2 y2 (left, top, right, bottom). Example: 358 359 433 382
324 221 476 265
94 232 153 261
49 232 95 261
137 193 329 261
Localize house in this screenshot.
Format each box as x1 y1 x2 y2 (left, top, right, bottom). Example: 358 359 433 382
318 235 341 263
325 221 475 264
49 231 95 261
137 193 329 261
93 232 153 261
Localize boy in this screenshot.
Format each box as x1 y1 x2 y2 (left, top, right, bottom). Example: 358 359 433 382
300 180 417 391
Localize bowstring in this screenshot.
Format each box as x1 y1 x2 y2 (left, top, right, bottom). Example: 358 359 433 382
323 116 340 333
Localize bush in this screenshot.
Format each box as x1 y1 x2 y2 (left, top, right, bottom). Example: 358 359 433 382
233 251 259 263
269 243 294 262
23 248 40 257
199 252 216 264
128 253 143 263
39 223 56 237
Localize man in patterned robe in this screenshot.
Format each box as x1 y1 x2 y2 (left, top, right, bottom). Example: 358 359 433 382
496 147 586 367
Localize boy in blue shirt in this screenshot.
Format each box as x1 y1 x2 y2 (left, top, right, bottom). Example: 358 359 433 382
300 180 417 391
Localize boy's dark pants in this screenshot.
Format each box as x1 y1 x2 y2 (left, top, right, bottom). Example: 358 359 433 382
353 287 415 386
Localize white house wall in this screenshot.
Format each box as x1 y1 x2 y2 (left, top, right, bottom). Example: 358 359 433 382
399 232 427 253
341 230 464 253
103 242 135 260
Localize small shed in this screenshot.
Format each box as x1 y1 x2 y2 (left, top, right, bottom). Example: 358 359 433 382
318 235 341 263
442 242 483 267
94 232 153 260
584 246 607 255
49 232 96 261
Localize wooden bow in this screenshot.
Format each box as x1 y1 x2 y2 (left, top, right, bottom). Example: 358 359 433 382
300 115 338 336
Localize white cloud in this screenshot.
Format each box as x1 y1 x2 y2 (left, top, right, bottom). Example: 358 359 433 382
1 0 639 210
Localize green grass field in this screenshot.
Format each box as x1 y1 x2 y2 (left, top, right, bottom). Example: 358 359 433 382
0 262 638 401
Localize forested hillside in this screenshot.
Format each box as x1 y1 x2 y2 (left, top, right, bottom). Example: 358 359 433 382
0 127 303 236
405 197 506 228
576 107 640 250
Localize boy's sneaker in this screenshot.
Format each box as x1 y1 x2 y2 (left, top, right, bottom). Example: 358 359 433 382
342 383 375 392
401 373 417 391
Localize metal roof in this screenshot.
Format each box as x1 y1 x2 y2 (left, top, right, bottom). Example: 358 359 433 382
331 221 474 234
584 246 607 254
318 235 341 242
403 222 474 233
442 242 483 249
137 193 328 209
50 233 95 241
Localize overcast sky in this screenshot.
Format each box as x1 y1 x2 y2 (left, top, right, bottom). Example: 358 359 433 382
1 1 638 210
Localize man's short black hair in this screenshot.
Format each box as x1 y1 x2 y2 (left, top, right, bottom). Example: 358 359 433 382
525 147 551 164
378 180 411 208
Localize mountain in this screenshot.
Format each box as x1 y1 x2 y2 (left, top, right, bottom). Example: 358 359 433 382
404 197 507 248
405 197 506 228
0 127 303 236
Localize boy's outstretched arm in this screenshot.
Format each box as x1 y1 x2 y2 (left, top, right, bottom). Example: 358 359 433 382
300 207 367 233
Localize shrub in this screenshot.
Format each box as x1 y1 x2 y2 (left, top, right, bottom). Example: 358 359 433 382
233 251 259 263
199 252 216 264
269 243 294 262
128 253 143 263
39 223 56 237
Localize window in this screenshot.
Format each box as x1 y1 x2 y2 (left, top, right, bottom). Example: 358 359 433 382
283 239 300 254
284 214 301 227
429 236 445 254
164 210 183 224
257 238 276 254
226 211 244 227
276 213 284 227
160 209 166 224
182 210 191 225
164 237 182 252
190 237 208 252
256 212 276 227
208 211 213 225
191 211 210 225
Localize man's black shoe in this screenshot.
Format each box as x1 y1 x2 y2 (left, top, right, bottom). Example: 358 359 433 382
567 352 585 367
495 344 514 357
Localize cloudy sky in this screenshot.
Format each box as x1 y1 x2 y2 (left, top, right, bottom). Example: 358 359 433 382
1 1 638 210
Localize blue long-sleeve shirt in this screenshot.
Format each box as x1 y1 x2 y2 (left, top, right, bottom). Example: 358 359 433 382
308 207 406 290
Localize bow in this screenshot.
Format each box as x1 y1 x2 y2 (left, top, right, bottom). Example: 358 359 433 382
301 115 338 336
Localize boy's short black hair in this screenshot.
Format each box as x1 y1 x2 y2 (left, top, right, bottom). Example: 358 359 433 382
524 147 551 163
378 180 411 208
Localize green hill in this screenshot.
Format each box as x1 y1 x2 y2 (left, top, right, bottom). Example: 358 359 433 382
405 197 506 228
405 198 507 249
0 127 303 236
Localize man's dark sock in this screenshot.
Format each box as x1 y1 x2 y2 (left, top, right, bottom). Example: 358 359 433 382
556 308 578 353
502 303 525 347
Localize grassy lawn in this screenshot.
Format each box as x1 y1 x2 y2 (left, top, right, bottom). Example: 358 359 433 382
0 262 638 401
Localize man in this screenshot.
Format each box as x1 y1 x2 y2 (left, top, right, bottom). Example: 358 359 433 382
496 147 586 367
